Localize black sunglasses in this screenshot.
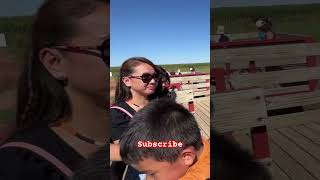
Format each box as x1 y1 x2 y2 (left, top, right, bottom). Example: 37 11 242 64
50 39 109 65
129 73 160 84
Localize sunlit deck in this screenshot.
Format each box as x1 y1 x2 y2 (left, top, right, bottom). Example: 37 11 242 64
193 96 210 139
234 118 320 180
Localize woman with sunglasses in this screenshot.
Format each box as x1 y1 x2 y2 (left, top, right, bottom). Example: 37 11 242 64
111 57 167 180
0 0 109 179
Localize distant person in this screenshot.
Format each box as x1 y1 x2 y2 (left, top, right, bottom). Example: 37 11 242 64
216 25 230 43
177 68 182 75
0 0 109 179
120 99 210 180
256 17 276 40
189 66 196 74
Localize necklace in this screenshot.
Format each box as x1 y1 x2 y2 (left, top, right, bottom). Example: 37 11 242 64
132 103 140 108
74 133 106 146
57 123 106 147
128 100 142 108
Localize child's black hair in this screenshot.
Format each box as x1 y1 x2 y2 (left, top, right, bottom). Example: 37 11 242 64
120 98 203 164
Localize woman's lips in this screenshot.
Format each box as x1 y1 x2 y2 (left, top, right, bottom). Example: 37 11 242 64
147 85 156 90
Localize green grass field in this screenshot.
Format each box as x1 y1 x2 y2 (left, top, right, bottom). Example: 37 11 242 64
0 110 15 124
211 3 320 41
110 62 210 79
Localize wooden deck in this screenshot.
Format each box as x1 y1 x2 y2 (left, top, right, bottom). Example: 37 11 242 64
193 96 210 139
234 119 320 180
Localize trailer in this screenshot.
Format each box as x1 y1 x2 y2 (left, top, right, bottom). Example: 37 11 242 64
211 33 320 180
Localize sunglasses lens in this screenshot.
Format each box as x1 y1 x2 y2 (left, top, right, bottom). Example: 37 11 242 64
141 73 159 83
152 74 159 82
140 74 152 83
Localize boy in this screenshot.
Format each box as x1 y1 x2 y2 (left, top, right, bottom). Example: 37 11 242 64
120 98 210 180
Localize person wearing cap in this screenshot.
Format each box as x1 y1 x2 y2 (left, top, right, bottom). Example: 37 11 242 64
256 17 275 40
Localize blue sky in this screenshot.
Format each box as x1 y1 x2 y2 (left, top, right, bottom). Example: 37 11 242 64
110 0 210 66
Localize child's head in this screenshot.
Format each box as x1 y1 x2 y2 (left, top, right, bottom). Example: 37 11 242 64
120 98 203 180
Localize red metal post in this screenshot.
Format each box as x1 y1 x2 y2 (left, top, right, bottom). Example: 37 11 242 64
170 83 182 91
188 101 195 113
249 61 257 73
307 56 318 91
212 68 226 93
248 61 270 161
251 126 270 160
305 37 318 91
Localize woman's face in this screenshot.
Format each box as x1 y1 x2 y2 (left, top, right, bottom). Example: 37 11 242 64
125 63 159 97
63 3 109 104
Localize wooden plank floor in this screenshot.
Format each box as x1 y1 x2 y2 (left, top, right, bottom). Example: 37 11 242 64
234 119 320 180
193 96 210 139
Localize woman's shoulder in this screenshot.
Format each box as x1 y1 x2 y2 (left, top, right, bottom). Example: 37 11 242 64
111 101 128 109
110 101 135 118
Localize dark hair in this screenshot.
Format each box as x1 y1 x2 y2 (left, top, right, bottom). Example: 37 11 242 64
149 65 171 99
158 66 170 85
211 130 271 180
16 0 108 129
115 57 162 103
73 147 109 180
120 98 203 164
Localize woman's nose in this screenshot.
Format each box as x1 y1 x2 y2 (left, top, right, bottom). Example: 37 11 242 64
149 78 157 84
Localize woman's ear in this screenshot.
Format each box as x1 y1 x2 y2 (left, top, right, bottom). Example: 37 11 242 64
180 146 197 166
122 76 132 87
39 48 67 80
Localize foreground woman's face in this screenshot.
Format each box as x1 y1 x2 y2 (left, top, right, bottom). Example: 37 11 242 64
129 63 159 96
64 3 109 104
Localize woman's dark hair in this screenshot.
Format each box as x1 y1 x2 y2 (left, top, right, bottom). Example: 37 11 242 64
16 0 109 129
158 66 170 85
150 65 171 99
115 57 162 103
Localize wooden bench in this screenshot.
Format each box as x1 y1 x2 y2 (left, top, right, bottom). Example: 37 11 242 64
170 73 210 113
213 88 270 161
211 35 320 163
170 73 210 98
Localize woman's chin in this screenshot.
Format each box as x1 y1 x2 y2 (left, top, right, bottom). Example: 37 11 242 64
145 89 156 95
